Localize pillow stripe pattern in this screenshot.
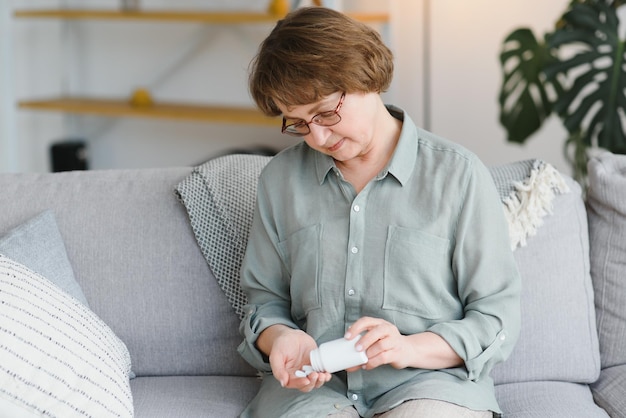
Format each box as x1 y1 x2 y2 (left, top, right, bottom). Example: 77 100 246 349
0 254 133 417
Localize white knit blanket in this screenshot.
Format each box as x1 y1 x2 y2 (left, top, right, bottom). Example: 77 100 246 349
490 159 570 250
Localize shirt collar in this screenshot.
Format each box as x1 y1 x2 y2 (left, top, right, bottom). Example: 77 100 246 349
314 105 418 186
384 105 418 186
315 149 336 185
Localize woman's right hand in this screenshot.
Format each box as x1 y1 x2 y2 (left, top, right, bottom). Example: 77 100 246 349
258 325 332 392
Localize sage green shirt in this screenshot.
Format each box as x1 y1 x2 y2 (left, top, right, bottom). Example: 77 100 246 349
238 107 521 417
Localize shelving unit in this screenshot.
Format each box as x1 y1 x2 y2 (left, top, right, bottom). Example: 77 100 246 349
14 9 389 24
14 8 389 125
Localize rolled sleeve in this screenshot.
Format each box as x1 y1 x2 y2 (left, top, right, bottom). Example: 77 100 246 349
238 303 299 372
433 324 512 381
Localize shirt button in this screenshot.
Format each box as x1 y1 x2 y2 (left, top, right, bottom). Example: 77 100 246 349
348 289 355 296
351 393 359 401
353 205 360 212
351 247 358 254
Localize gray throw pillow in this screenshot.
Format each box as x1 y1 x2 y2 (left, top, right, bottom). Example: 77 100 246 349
587 151 626 416
491 173 600 385
0 210 89 307
587 151 626 368
176 154 272 319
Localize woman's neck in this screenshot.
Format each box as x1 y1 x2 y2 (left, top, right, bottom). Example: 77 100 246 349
335 106 402 193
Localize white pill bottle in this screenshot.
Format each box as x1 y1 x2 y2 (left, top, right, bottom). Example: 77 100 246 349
310 335 368 373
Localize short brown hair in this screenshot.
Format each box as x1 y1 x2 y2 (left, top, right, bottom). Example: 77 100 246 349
249 7 394 116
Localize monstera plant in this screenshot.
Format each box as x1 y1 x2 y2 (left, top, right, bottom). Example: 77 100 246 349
498 0 626 180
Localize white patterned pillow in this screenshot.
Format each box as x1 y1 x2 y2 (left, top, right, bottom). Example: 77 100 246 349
0 254 133 417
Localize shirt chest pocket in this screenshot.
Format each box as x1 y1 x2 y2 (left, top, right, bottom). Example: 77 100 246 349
277 224 322 320
383 226 455 319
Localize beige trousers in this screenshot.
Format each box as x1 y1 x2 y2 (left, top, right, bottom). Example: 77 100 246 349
330 399 494 418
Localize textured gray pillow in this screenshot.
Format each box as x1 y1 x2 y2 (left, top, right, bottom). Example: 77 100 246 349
587 151 626 368
590 364 626 418
587 151 626 414
0 210 89 307
176 154 271 319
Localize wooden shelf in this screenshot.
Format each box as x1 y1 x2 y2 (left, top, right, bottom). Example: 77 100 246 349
18 97 280 126
14 9 389 24
14 8 387 126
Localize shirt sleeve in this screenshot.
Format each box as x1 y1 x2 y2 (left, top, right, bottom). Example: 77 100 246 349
428 157 522 381
237 176 300 372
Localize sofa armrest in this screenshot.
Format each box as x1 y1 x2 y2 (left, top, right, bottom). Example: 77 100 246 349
591 365 626 418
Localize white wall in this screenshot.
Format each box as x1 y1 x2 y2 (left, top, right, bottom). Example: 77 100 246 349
426 0 572 173
3 0 575 173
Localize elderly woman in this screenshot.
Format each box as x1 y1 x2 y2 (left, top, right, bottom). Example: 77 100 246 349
237 7 520 418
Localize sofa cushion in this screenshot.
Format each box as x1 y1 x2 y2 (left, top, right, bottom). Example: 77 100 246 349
0 168 256 378
495 381 609 418
0 210 89 306
131 376 260 418
0 254 133 417
491 175 600 384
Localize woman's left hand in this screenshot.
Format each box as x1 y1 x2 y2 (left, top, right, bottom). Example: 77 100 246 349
344 316 463 371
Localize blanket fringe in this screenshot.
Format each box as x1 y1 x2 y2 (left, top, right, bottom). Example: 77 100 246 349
503 162 570 250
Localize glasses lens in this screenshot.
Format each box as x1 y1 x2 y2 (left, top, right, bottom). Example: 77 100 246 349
281 93 343 137
312 112 341 127
282 121 309 137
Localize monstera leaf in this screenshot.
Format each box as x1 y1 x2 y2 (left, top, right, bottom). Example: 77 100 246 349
545 1 626 154
499 28 561 143
498 0 626 178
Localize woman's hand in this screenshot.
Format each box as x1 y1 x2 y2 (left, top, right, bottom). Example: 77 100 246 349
257 325 332 392
344 317 463 371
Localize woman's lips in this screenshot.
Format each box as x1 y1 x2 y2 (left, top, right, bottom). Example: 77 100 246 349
328 138 345 153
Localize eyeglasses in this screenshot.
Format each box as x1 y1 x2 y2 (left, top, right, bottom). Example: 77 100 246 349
281 92 345 137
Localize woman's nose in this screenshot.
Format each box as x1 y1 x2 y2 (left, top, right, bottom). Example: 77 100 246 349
307 124 330 147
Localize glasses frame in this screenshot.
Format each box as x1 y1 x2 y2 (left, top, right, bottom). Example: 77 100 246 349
281 92 345 137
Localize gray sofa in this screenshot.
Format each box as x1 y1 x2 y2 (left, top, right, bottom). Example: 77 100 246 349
0 151 624 417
